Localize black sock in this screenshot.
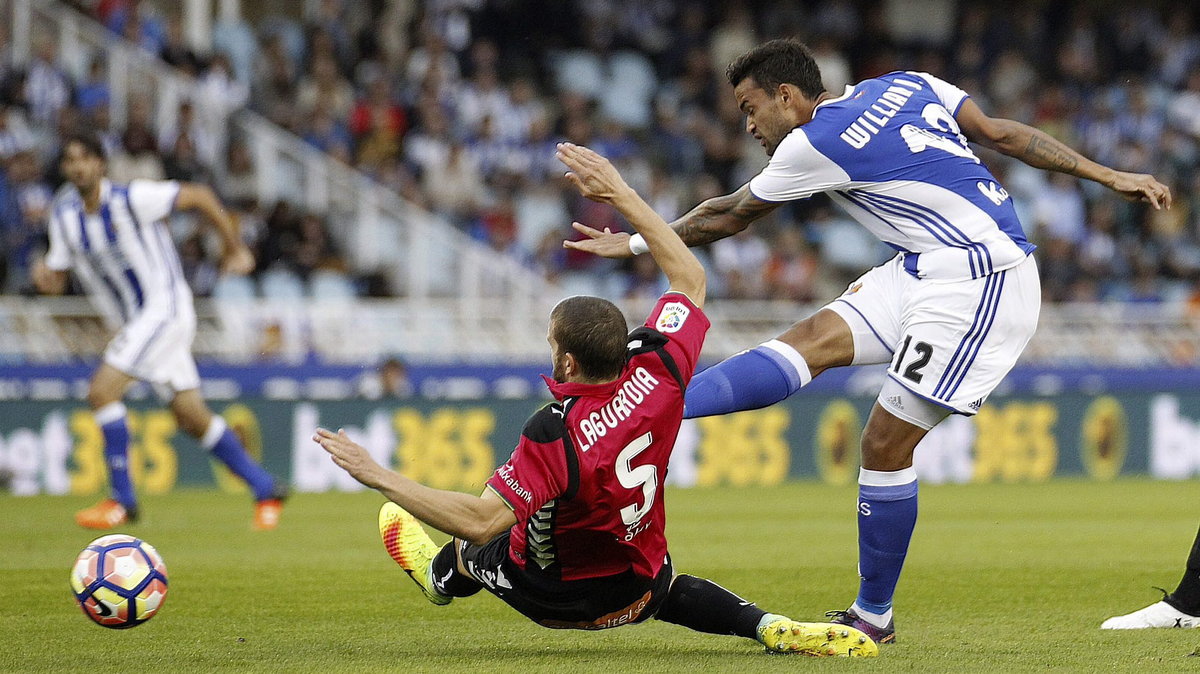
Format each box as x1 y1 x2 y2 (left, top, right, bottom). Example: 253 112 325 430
653 574 767 640
429 542 483 598
1166 524 1200 615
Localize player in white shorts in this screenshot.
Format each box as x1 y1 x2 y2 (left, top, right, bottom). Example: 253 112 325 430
565 39 1172 643
825 251 1041 421
32 133 286 530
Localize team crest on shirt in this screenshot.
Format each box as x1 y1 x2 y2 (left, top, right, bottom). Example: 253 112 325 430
656 302 690 333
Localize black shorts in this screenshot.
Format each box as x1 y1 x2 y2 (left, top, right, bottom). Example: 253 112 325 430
458 533 674 630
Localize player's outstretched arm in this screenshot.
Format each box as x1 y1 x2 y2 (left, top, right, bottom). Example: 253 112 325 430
563 182 779 260
665 183 779 247
313 428 517 544
955 99 1172 209
557 142 706 307
174 183 257 274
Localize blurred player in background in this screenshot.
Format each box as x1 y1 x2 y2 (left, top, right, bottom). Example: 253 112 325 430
569 39 1172 643
313 143 877 657
32 132 287 530
1102 526 1200 629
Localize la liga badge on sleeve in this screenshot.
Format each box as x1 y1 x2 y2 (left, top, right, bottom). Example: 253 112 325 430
656 302 690 333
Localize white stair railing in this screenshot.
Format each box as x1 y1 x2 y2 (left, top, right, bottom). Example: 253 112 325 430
1 296 1197 366
9 0 561 315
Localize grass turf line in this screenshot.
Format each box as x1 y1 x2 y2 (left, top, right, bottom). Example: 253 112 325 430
3 479 1199 672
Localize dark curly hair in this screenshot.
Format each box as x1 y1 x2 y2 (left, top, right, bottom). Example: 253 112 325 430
726 39 825 99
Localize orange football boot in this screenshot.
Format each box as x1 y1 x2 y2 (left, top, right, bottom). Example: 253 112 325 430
75 499 137 530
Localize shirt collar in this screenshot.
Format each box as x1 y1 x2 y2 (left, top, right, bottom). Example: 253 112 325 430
814 84 856 114
541 374 621 401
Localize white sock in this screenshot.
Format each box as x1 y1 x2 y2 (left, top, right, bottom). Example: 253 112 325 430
200 416 227 450
760 339 813 387
852 602 893 628
755 612 786 641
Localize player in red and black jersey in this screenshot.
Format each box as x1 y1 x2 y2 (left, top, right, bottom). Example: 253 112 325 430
314 143 877 657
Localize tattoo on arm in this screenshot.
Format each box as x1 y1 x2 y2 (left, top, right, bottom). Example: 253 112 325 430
1021 132 1081 174
671 186 778 246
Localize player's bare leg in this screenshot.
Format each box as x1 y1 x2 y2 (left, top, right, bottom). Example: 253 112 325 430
860 403 933 472
76 364 139 529
171 389 285 529
168 388 214 438
775 309 858 376
829 403 941 644
87 363 136 410
684 309 855 418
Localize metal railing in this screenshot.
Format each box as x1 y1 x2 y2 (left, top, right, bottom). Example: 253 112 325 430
7 0 559 311
2 296 1197 366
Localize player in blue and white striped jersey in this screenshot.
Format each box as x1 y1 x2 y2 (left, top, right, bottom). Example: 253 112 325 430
565 39 1171 643
32 133 286 531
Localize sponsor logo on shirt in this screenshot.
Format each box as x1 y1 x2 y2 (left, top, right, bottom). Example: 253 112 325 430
655 302 689 333
977 181 1010 205
495 463 532 503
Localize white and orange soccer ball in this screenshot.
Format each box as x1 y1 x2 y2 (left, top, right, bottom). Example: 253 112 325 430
70 534 168 629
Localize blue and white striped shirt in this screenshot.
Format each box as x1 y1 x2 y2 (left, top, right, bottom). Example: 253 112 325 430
748 71 1036 281
46 179 192 328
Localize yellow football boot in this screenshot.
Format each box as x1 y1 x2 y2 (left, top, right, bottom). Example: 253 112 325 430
378 502 452 606
757 617 879 657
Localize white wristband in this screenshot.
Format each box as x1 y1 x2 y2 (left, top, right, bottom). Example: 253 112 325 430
628 233 649 256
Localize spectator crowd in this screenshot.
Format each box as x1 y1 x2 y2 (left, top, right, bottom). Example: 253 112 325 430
1 0 1199 310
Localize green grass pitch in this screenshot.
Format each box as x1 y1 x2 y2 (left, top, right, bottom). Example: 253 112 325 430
4 479 1199 672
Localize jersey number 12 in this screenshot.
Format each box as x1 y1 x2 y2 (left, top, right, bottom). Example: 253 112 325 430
893 334 933 384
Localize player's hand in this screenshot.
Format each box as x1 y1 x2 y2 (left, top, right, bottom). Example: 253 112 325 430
1106 171 1172 210
31 258 66 294
221 243 256 275
555 142 630 204
31 259 54 292
563 221 635 258
313 428 383 488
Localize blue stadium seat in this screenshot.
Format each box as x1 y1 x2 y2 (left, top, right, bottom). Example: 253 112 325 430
309 270 357 299
211 274 257 300
260 267 305 299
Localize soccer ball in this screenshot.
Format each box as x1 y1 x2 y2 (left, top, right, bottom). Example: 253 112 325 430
69 534 168 629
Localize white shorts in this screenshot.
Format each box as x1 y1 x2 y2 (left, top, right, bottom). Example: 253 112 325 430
104 312 200 399
825 254 1040 415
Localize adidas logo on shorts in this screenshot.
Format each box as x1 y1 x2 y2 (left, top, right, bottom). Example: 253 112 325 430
885 395 903 410
968 398 984 411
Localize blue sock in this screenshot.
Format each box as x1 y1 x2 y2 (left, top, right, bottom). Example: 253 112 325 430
856 468 918 615
684 340 811 418
96 403 137 509
202 417 276 501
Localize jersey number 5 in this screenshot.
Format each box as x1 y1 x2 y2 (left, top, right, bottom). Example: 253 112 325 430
616 432 657 528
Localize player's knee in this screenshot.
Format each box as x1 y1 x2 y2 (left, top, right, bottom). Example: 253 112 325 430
86 387 118 410
859 430 915 471
780 313 853 372
173 407 212 438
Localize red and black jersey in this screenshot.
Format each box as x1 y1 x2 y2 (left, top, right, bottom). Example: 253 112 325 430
486 292 709 582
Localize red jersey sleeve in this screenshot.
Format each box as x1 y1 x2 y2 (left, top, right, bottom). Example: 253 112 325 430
642 291 710 382
485 406 571 520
